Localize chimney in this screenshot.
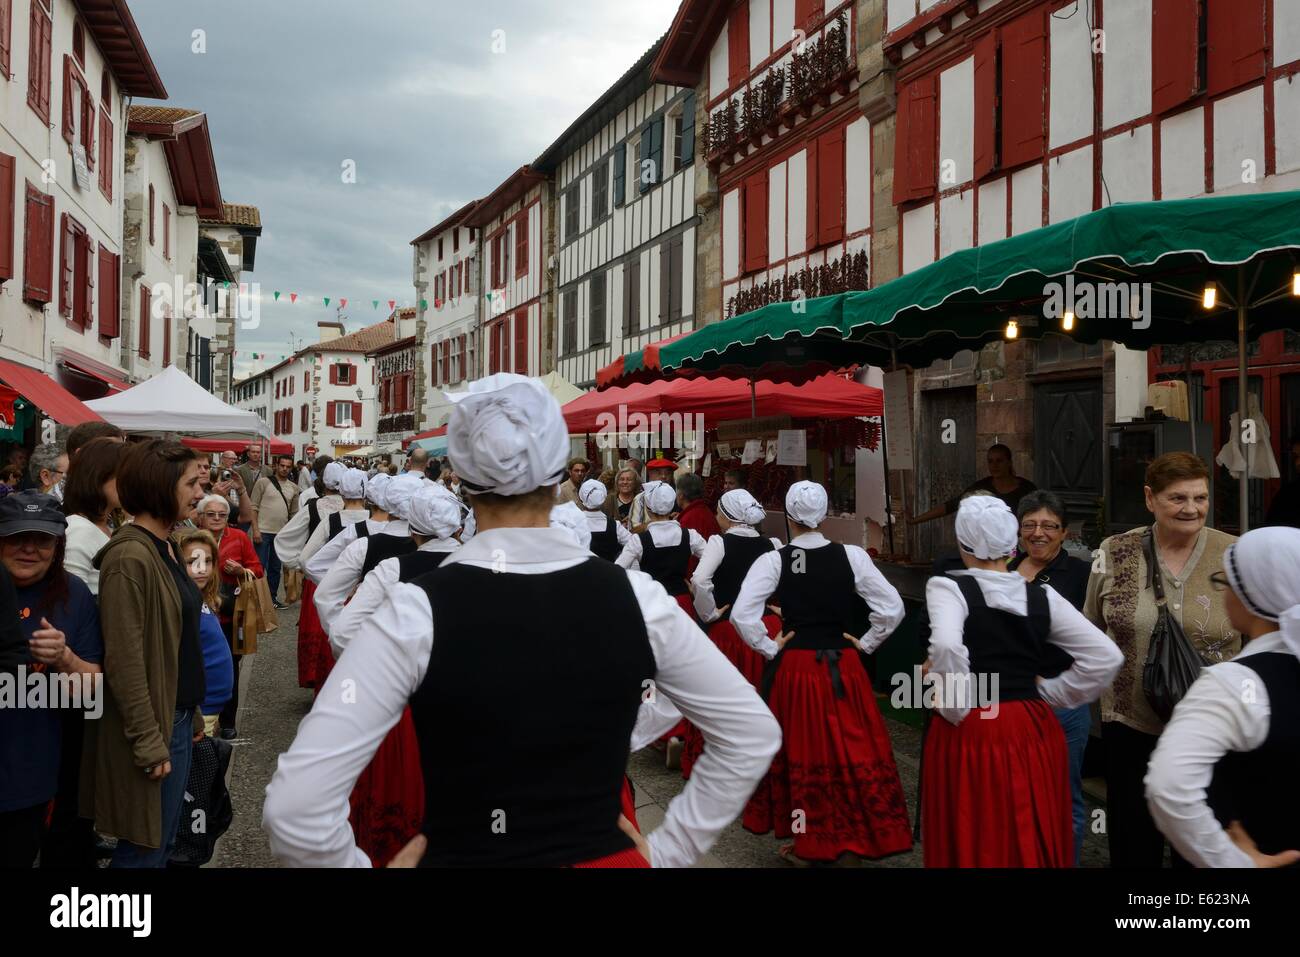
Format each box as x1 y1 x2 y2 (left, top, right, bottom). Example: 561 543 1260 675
395 309 417 340
318 320 345 343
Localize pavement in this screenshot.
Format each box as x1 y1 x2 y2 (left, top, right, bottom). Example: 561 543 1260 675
212 600 1111 868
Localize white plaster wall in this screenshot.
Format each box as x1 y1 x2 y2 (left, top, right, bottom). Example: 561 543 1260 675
1049 2 1094 148
1275 0 1300 66
768 161 787 263
1160 107 1205 199
1212 86 1266 193
787 149 808 256
1010 164 1042 235
1275 76 1300 175
722 187 741 278
709 25 730 100
902 202 935 273
845 117 871 234
749 0 771 69
939 56 974 188
938 189 974 257
1101 125 1153 204
1049 145 1093 223
978 177 1007 243
1101 0 1152 130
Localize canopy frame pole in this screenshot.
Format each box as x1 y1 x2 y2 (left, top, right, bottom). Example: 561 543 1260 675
1237 267 1249 535
1185 349 1197 457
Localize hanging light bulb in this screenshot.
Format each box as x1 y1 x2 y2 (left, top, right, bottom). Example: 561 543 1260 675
1061 310 1075 332
1292 269 1300 296
1202 283 1217 309
1005 319 1019 339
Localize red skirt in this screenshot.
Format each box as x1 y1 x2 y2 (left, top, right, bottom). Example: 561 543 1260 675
349 706 426 867
921 698 1071 868
743 648 913 862
680 614 781 780
673 592 696 621
296 580 334 690
619 775 639 833
571 846 650 868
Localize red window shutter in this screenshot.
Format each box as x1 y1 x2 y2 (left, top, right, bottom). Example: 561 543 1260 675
893 75 937 203
1152 0 1201 114
489 322 500 374
329 363 338 385
442 341 451 383
80 234 93 329
0 0 11 82
431 344 440 388
816 126 846 247
1000 8 1047 169
81 79 95 170
0 151 14 281
138 284 151 358
163 205 170 258
352 402 361 428
515 211 528 278
514 311 528 375
1206 0 1266 97
22 183 54 304
58 213 74 317
806 137 819 251
347 362 356 384
97 245 118 338
61 55 74 143
304 370 309 391
795 0 820 30
27 4 52 122
326 401 336 428
728 2 750 88
162 307 171 366
458 334 467 381
972 31 998 179
148 185 155 245
301 404 307 431
98 111 113 198
742 169 768 273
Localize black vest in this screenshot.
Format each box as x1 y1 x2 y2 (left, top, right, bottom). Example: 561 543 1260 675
361 532 417 578
588 514 621 562
712 533 776 617
951 574 1049 703
410 559 656 867
395 549 451 582
327 510 366 542
772 543 869 650
1208 651 1300 857
306 497 322 538
351 520 371 540
637 526 689 596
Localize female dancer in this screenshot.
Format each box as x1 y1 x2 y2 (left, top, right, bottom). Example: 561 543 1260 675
576 479 629 562
615 480 704 619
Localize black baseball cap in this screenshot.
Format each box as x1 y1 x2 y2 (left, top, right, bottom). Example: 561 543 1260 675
0 491 68 538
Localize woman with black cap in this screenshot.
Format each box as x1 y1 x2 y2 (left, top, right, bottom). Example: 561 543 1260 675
922 495 1122 867
615 479 705 620
263 373 780 867
575 478 629 562
1145 526 1300 867
730 480 909 865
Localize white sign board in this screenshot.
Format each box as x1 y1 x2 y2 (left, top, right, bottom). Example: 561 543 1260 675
740 438 762 464
776 429 806 466
882 370 914 471
72 145 92 191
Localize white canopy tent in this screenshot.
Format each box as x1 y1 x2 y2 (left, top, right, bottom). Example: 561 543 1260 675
85 366 273 440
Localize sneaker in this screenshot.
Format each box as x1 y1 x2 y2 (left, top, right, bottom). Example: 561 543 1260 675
219 728 238 741
665 736 684 770
273 599 288 609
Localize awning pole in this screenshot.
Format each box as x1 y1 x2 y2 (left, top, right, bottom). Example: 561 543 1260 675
1184 351 1196 457
750 376 757 419
1237 269 1249 534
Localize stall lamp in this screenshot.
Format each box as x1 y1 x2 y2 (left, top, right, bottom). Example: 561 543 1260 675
1292 269 1300 296
1202 283 1217 310
1005 319 1020 339
1061 311 1075 332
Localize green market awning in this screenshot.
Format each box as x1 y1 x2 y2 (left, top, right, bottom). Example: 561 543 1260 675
595 332 693 389
661 190 1300 373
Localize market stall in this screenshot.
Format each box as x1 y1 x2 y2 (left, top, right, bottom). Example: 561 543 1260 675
85 366 273 441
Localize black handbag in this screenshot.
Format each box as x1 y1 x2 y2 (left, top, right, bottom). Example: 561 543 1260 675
169 735 234 867
1140 529 1205 723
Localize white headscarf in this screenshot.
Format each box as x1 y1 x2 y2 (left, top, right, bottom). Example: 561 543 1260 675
785 481 827 527
954 494 1019 560
549 501 591 549
408 485 464 540
385 473 423 521
445 373 568 496
719 489 766 527
1224 526 1300 659
366 473 391 511
642 480 677 517
460 505 476 542
322 461 346 491
340 468 367 500
578 478 608 510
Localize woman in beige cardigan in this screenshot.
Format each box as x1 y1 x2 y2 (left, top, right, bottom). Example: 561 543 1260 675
81 440 208 867
1084 452 1239 868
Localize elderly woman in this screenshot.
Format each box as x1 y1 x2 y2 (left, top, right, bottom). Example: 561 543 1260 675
1008 489 1093 865
85 440 208 867
29 442 68 500
1085 452 1239 869
0 492 103 869
197 493 261 741
1145 526 1300 868
605 467 641 529
62 437 129 596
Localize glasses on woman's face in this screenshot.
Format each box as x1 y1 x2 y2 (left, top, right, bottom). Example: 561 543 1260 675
1209 570 1229 591
1020 522 1062 533
201 511 228 521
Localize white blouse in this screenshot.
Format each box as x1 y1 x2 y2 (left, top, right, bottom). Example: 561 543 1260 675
924 568 1123 726
300 508 371 572
1145 631 1290 868
64 514 110 596
615 520 706 570
583 508 631 547
263 526 781 869
274 493 343 569
690 526 784 624
312 523 411 635
304 518 393 585
730 531 905 660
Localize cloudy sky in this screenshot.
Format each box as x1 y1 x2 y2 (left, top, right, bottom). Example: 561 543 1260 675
129 0 681 379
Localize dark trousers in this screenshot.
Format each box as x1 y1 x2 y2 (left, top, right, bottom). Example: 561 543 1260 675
220 654 243 731
0 803 47 868
1103 721 1191 869
257 532 281 602
110 709 195 868
39 711 96 868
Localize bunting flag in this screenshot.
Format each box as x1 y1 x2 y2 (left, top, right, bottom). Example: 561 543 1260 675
273 291 282 301
419 299 428 309
372 300 380 310
290 293 298 303
340 298 348 309
388 299 396 310
323 297 331 306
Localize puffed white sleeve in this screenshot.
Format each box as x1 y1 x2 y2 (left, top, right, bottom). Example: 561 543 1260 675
299 522 331 573
1034 588 1124 710
688 529 707 558
305 525 356 585
274 505 313 569
1144 662 1269 868
615 533 642 569
329 557 401 659
313 537 369 636
729 551 781 659
615 522 631 547
630 692 686 752
847 545 905 653
627 571 780 868
690 535 727 623
263 584 433 867
924 575 973 726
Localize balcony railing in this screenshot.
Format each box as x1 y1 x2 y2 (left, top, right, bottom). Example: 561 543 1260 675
378 413 416 435
702 11 853 168
725 249 869 320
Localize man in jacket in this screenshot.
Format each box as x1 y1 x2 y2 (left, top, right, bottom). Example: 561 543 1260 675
250 455 300 607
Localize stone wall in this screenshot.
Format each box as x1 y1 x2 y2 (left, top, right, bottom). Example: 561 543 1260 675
693 73 722 329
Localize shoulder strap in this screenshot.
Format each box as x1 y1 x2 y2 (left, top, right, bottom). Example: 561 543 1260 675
952 574 988 612
1025 579 1051 642
679 526 689 548
1141 528 1166 602
638 529 653 552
